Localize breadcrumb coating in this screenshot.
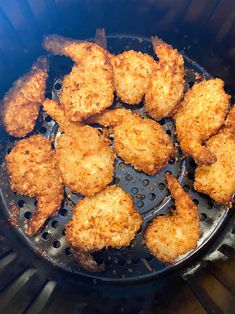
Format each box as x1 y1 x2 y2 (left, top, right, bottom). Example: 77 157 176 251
6 135 63 235
145 36 184 120
2 57 48 137
175 78 230 164
65 185 142 251
145 173 200 263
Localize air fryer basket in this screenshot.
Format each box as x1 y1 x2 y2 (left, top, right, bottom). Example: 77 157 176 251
0 1 235 313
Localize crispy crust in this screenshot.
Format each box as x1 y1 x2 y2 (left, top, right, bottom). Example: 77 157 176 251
175 78 230 164
6 135 63 235
145 173 200 263
194 106 235 204
89 108 174 175
43 99 115 196
65 185 142 251
43 35 114 121
111 50 156 104
2 57 48 137
145 37 184 120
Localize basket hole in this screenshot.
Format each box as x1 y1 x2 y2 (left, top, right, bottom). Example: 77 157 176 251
132 257 140 264
183 185 190 192
118 258 126 266
158 183 165 190
125 174 132 182
159 119 166 126
113 177 120 184
60 209 68 216
208 202 213 209
104 258 113 266
188 81 194 88
131 187 138 195
188 173 194 180
200 213 207 221
142 179 149 187
166 130 172 136
190 160 196 168
51 220 59 229
39 127 47 134
34 200 38 207
45 91 52 99
193 199 199 205
169 158 175 164
7 148 12 154
65 247 72 256
136 200 144 208
54 82 62 90
148 193 156 201
45 115 52 122
62 229 66 236
53 240 61 248
42 232 50 240
24 211 32 219
118 163 126 170
18 200 25 208
146 254 153 261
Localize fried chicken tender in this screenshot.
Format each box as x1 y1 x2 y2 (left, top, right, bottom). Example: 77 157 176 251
65 185 142 251
111 50 156 104
89 108 174 175
2 57 48 137
145 173 200 263
6 135 63 235
145 36 184 120
194 106 235 204
175 78 230 164
43 35 114 121
43 99 114 196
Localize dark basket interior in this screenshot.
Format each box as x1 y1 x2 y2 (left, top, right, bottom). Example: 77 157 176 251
0 1 235 313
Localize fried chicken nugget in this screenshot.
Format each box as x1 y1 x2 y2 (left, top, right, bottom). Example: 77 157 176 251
2 57 48 137
43 35 114 121
145 36 185 120
111 50 156 104
175 78 230 164
145 173 200 263
194 106 235 204
6 135 63 235
65 185 142 251
43 99 114 196
89 108 174 175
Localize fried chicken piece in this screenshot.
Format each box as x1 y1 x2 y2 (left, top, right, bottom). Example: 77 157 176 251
43 99 114 196
145 36 184 120
145 173 200 263
111 50 156 105
175 78 230 164
194 106 235 204
89 108 174 175
1 57 48 137
43 35 114 121
6 135 63 235
66 185 142 251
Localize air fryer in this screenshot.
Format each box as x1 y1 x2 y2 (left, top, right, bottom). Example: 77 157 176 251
0 0 235 313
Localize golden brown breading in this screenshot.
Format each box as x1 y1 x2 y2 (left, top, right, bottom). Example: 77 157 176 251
194 106 235 204
43 99 114 196
111 50 156 104
6 135 63 235
65 185 142 251
145 173 200 263
89 108 174 175
2 57 48 138
43 35 114 121
145 36 184 120
175 78 230 164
